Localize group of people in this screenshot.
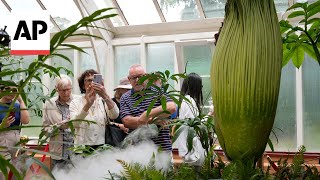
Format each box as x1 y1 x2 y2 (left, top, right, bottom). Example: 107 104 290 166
0 64 208 172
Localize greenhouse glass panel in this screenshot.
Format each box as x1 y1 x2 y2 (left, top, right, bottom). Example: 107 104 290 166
183 44 213 114
117 0 161 25
93 0 124 27
302 56 320 152
200 0 226 18
114 45 140 86
6 0 41 11
41 0 83 30
146 43 175 89
268 62 296 151
21 55 43 79
146 43 174 74
51 49 74 92
80 48 97 73
157 0 200 22
201 0 286 18
51 49 74 75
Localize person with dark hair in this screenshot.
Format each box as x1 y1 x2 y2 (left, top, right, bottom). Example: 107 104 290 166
69 69 118 152
172 72 205 166
180 72 203 112
0 81 30 160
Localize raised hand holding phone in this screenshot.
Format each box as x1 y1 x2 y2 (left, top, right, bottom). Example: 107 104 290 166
93 74 103 85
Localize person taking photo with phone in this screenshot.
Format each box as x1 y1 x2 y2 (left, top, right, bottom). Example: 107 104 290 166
69 69 118 153
0 81 30 160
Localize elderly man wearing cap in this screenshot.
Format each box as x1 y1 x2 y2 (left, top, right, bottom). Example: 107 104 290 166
110 77 131 133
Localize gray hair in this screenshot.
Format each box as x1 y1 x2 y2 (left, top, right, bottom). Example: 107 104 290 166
55 74 72 89
128 64 145 74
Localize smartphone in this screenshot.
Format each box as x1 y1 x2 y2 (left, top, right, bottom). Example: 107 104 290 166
93 74 103 85
9 111 15 118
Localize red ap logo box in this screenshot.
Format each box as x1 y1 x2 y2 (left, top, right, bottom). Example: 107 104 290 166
8 10 50 55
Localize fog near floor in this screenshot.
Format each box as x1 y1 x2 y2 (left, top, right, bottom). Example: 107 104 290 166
52 126 172 180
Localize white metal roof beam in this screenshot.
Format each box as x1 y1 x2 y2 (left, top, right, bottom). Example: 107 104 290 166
111 0 129 25
195 0 206 19
74 0 101 73
289 0 295 7
35 0 61 31
79 0 114 41
152 0 166 22
113 18 223 38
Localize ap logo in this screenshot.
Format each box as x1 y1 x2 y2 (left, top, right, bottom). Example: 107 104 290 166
8 10 50 55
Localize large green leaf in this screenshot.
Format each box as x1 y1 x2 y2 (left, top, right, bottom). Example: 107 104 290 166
186 127 196 152
172 124 186 144
300 17 320 24
307 0 320 12
41 63 60 77
288 10 306 19
0 155 23 180
301 43 317 60
307 6 320 18
282 45 295 67
292 45 305 68
28 157 56 180
286 34 299 42
160 96 167 112
267 138 274 152
299 33 310 42
146 98 159 117
287 2 307 11
60 44 86 54
50 53 72 64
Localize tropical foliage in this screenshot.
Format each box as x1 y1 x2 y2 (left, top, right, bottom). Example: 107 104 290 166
281 0 320 68
0 8 117 179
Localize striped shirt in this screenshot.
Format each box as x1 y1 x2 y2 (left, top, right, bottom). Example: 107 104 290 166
120 87 172 151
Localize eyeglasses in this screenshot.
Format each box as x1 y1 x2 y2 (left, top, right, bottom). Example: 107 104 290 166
84 78 94 83
3 87 18 93
128 75 144 81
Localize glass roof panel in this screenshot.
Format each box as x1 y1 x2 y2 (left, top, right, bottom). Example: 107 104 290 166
200 0 226 18
117 0 161 25
202 0 288 18
157 0 200 22
0 1 58 33
41 0 83 30
49 21 60 33
0 3 10 30
6 0 42 11
93 0 124 27
0 2 9 15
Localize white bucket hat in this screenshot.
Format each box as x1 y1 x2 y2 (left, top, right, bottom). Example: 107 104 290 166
114 77 132 91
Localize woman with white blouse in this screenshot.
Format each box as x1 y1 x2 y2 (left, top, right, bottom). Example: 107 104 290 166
70 69 119 152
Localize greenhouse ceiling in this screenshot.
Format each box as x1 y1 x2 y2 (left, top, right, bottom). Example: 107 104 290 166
0 0 311 38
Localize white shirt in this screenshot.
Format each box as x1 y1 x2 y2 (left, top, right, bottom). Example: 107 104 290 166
172 95 199 155
69 96 119 146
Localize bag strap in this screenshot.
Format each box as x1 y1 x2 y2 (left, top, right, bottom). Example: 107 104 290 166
101 100 112 125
